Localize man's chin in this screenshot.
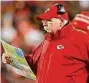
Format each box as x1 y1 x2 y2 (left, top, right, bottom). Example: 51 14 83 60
47 31 52 33
44 29 52 33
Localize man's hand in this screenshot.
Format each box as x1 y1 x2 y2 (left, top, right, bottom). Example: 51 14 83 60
1 53 30 79
2 53 13 64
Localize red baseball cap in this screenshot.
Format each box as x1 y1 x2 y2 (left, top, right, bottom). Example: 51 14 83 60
72 11 89 32
36 3 69 21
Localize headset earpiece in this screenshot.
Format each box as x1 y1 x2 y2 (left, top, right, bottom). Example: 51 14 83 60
55 3 66 14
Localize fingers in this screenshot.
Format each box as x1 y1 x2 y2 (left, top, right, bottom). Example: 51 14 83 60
2 53 13 64
2 53 7 63
5 56 13 64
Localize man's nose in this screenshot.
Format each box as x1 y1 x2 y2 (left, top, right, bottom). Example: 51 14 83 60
43 22 47 26
44 23 48 26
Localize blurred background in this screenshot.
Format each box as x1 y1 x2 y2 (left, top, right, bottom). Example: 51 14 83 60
1 1 89 83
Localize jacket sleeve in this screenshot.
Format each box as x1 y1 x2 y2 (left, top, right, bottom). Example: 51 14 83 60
86 38 89 72
25 53 37 74
86 35 89 63
25 43 43 74
83 34 89 66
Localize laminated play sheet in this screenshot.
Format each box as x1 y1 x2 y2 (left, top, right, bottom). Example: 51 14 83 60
1 40 36 80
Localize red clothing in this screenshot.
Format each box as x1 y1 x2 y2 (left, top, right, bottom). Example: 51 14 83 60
26 23 89 83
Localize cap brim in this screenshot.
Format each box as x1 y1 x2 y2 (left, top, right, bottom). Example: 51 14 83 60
36 12 54 21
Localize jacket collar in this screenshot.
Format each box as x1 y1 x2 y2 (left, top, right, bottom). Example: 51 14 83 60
45 22 74 41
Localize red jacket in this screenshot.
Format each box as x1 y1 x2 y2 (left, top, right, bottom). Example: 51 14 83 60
26 23 89 83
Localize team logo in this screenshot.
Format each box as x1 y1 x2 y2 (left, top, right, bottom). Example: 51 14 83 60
57 45 64 50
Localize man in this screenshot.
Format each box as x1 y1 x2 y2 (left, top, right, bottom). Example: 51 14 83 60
72 11 89 34
2 3 89 83
71 11 89 83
